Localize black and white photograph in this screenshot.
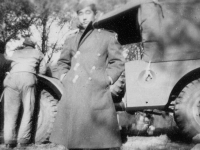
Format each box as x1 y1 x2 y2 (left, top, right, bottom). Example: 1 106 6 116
0 0 200 149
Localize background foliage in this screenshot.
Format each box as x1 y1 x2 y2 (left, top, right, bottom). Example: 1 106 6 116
0 0 130 55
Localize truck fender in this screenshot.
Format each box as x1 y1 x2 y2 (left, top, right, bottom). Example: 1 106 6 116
37 74 64 100
167 68 200 109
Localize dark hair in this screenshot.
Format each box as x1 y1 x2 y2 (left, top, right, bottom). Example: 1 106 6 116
90 4 97 14
23 37 35 48
76 3 97 15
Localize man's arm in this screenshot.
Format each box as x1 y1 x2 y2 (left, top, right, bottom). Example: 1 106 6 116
51 38 74 81
38 58 47 75
106 33 125 85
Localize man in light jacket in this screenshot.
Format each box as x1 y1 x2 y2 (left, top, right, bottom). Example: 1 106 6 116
3 37 46 149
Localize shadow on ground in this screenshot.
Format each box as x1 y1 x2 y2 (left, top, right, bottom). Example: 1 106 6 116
0 113 197 150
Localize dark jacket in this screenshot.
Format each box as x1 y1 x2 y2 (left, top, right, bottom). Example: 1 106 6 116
50 25 125 149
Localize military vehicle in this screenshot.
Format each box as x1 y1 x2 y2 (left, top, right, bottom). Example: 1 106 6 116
1 0 200 144
94 0 200 141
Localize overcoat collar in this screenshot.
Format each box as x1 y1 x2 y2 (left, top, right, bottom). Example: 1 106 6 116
77 22 94 50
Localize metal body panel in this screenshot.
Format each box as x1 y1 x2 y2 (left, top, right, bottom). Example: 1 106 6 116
125 59 200 111
37 74 64 100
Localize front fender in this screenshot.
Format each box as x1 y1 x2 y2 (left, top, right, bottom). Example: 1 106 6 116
37 74 64 100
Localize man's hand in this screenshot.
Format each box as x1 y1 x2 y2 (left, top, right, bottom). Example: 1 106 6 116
110 73 125 96
60 73 66 82
108 76 113 85
39 59 47 75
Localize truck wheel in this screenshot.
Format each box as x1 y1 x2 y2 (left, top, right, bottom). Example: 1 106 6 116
34 90 58 143
174 79 200 140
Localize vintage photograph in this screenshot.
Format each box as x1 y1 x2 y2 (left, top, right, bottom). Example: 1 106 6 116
0 0 200 149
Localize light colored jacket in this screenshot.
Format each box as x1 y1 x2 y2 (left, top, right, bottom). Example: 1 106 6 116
9 46 46 74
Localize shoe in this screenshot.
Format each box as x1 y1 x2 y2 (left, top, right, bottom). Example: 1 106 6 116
49 143 66 150
0 144 16 150
17 143 33 148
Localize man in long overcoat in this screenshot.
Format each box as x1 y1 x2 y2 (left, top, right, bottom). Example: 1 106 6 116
50 1 125 149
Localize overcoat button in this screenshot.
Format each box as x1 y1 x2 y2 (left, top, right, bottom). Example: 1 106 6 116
72 75 79 83
97 53 101 56
115 33 118 40
88 77 92 80
74 51 81 58
77 51 81 55
92 66 96 70
74 63 80 71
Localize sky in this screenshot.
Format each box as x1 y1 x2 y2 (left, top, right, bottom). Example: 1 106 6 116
6 19 72 58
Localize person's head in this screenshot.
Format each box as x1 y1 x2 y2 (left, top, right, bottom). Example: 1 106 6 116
76 0 97 29
23 37 36 48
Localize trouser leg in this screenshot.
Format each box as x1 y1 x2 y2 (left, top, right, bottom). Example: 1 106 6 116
4 87 21 144
17 85 36 144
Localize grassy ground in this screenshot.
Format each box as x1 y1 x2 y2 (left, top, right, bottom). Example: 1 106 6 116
0 136 194 150
0 133 196 150
0 114 197 150
122 135 194 150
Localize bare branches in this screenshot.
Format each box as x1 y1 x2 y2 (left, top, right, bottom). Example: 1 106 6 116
0 0 36 53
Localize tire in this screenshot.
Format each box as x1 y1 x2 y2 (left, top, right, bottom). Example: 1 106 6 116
34 90 58 143
174 79 200 139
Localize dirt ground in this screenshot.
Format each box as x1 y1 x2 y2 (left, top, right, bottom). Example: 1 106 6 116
0 135 196 150
122 135 195 150
0 130 197 150
0 114 198 150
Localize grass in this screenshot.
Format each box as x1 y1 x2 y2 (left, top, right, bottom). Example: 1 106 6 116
0 135 196 150
0 114 196 150
122 135 194 150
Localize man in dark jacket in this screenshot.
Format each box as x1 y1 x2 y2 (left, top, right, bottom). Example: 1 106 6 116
50 1 125 149
3 37 46 149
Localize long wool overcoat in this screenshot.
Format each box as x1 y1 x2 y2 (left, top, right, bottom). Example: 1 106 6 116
50 24 125 149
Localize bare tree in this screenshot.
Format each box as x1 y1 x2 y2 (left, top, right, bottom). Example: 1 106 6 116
32 0 77 55
0 0 36 53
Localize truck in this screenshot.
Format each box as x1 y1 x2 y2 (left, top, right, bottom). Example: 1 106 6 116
93 0 200 142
